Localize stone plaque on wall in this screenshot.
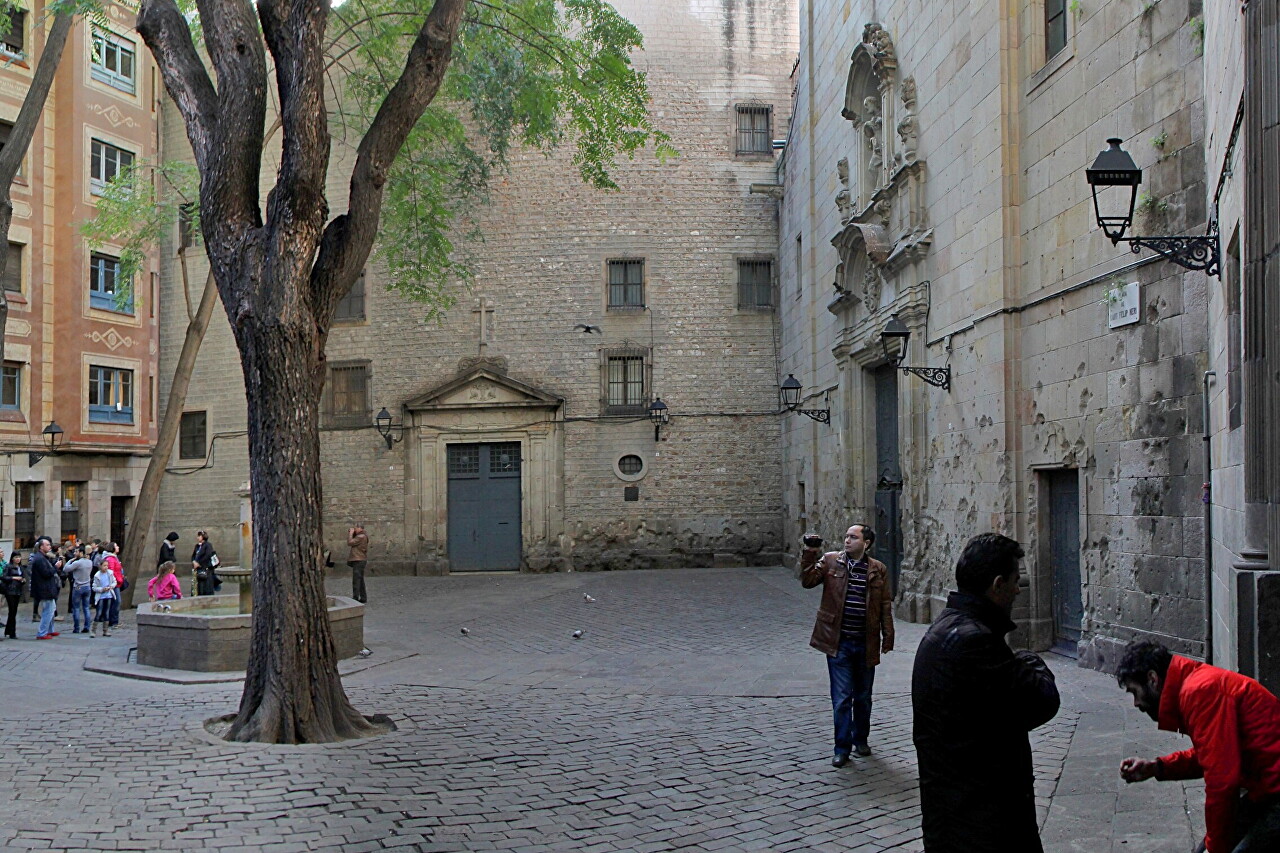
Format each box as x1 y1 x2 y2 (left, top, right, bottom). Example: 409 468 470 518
1107 281 1140 328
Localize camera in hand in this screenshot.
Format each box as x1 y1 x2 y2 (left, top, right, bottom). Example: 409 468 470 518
803 534 823 549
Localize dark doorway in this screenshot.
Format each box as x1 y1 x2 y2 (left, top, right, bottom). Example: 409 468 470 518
447 442 522 571
1045 469 1083 656
110 496 131 549
14 482 38 550
873 365 903 589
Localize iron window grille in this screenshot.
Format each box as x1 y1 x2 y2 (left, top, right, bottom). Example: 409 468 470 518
90 28 137 94
618 454 644 475
89 138 134 195
61 482 84 542
737 259 774 308
325 362 370 427
0 361 19 410
89 252 133 313
178 203 198 249
604 352 647 416
14 482 37 549
607 259 644 309
179 410 207 459
447 444 480 476
735 105 772 154
88 365 134 424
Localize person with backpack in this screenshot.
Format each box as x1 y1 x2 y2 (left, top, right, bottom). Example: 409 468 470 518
102 543 126 630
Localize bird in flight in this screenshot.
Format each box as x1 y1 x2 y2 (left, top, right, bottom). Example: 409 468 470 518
574 324 602 334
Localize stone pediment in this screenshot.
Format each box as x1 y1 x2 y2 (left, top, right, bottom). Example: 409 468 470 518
405 369 563 412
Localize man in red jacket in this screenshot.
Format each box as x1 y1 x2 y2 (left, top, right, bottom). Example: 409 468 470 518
1117 640 1280 852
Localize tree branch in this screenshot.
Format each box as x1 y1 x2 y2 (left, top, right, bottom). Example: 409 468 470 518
311 0 469 317
136 0 218 172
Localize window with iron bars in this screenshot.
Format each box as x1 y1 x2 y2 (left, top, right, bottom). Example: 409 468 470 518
735 105 772 155
737 259 774 308
607 259 644 309
325 363 370 427
603 353 646 416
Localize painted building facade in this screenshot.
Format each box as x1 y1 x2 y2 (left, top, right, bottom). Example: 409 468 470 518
777 1 1216 666
0 4 160 552
154 1 798 574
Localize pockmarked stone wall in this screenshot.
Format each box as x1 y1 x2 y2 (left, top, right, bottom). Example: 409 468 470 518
777 0 1213 667
157 0 797 574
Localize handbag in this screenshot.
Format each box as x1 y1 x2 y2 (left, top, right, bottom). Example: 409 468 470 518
210 552 220 568
196 568 209 581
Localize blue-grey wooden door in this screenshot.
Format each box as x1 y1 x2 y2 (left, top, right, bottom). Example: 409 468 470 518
1047 469 1083 654
447 442 522 571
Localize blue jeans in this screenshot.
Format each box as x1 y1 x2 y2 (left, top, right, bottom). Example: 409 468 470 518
36 598 56 637
827 635 875 754
71 585 92 632
108 592 120 627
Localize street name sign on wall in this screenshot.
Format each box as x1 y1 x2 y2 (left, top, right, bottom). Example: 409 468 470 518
1107 281 1140 328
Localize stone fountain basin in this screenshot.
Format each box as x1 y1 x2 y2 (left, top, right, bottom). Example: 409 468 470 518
136 594 364 672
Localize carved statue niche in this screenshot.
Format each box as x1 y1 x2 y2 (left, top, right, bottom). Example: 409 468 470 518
862 22 897 68
860 265 883 313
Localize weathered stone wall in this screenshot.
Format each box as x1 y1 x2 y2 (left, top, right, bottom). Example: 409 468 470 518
157 1 796 573
778 0 1213 665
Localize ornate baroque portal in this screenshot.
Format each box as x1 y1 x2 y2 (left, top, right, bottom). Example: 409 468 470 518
829 23 935 619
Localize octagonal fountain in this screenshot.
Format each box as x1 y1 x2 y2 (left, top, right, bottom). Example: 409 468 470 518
135 566 364 672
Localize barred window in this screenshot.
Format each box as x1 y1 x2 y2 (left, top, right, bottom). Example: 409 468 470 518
1045 0 1067 60
735 105 772 154
325 363 370 426
605 354 646 415
334 270 366 322
607 260 644 309
738 259 774 308
179 411 207 459
61 482 84 542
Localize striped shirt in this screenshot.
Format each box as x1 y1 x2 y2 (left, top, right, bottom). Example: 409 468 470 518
840 556 869 641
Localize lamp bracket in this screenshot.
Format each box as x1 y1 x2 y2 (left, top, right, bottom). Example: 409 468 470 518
900 365 952 391
28 451 46 467
796 407 831 424
1119 233 1220 277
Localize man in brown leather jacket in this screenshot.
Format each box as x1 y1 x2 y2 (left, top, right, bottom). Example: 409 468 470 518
801 524 895 767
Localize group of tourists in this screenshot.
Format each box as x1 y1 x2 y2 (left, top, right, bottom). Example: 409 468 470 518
0 529 223 642
802 526 1280 853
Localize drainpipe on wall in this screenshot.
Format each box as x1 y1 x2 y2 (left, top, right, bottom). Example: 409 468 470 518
1203 371 1216 665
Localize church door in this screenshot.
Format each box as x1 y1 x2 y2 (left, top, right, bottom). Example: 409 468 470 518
873 365 903 590
447 442 522 571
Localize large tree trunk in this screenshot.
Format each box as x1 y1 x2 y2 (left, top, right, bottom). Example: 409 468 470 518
120 269 219 608
225 308 374 743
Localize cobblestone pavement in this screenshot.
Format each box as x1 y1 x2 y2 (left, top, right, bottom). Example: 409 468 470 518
0 567 1205 852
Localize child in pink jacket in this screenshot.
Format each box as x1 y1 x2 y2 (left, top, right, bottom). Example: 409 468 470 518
147 561 183 602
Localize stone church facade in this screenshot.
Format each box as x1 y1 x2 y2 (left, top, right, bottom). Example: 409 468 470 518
153 1 798 574
776 2 1219 666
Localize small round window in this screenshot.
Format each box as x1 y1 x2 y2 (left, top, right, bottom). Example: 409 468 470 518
618 454 644 475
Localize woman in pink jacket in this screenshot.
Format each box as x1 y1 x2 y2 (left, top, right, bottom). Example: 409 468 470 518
147 561 182 602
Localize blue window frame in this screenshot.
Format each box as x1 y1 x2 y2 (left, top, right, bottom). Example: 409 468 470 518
88 365 133 424
89 252 132 313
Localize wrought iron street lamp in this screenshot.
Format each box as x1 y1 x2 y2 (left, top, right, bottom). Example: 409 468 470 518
647 396 669 441
374 407 403 449
880 314 951 391
1086 138 1220 276
28 420 64 467
779 374 831 423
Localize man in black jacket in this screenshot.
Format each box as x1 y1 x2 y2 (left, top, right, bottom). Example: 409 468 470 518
30 537 62 640
911 532 1061 853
